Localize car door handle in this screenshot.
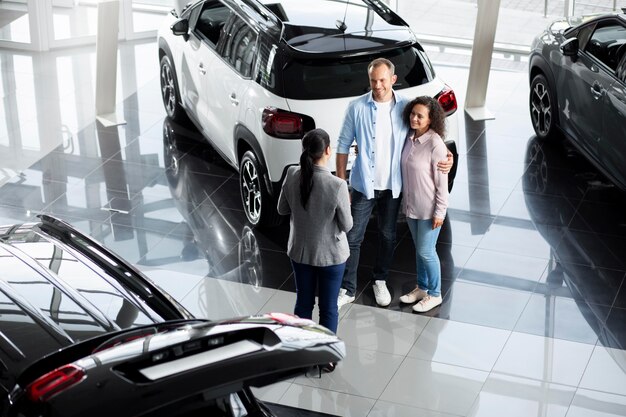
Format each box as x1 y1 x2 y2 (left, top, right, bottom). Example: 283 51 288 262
590 82 603 99
229 93 239 106
198 63 206 75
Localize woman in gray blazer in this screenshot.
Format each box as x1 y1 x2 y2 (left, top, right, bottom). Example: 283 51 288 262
278 129 353 347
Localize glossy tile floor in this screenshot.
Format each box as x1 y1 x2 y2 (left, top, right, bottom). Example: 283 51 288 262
1 40 626 417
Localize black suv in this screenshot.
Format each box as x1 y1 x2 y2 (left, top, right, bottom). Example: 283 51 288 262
158 0 459 226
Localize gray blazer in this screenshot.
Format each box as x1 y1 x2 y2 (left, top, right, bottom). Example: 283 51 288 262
277 165 353 266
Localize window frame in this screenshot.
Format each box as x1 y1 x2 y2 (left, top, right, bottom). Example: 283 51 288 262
582 19 626 75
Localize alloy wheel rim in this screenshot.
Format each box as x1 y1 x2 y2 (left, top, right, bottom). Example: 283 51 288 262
531 82 551 136
241 159 262 223
160 63 176 115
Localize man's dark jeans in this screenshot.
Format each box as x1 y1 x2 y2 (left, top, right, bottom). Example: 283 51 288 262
341 189 401 297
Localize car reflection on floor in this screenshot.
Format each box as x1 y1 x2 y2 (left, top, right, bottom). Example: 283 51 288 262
152 117 264 291
523 135 626 352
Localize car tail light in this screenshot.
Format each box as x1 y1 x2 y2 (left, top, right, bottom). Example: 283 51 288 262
262 107 311 139
435 86 458 116
26 364 85 402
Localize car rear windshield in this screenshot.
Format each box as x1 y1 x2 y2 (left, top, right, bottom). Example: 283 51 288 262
278 45 435 100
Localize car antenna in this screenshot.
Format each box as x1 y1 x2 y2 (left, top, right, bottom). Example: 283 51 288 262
336 0 349 32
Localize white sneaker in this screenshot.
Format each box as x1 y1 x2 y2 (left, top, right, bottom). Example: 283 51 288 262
412 295 442 313
399 286 428 304
372 280 391 307
337 288 355 309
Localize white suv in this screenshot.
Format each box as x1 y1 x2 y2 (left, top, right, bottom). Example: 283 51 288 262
158 0 459 226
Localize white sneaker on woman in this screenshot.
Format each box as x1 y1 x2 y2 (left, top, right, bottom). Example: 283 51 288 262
399 286 428 304
412 295 442 313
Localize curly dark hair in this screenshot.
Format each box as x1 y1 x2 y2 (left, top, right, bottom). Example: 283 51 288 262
402 96 446 138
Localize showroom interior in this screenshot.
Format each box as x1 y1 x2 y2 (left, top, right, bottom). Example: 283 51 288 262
1 0 626 416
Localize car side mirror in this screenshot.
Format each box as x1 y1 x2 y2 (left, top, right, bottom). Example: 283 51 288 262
170 18 189 41
560 37 579 58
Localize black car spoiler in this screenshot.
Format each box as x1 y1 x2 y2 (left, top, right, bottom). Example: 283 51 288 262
14 319 207 389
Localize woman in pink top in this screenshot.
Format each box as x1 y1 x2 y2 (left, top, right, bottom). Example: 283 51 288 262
399 96 449 313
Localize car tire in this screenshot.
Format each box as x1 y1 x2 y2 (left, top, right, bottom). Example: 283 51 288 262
160 55 186 122
239 150 281 227
529 73 557 140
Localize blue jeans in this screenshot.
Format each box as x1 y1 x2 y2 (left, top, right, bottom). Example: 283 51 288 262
341 189 401 297
291 260 346 334
407 218 442 297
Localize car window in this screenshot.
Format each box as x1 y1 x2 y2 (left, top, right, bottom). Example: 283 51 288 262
617 48 626 83
576 24 595 50
0 290 67 365
220 14 258 78
185 1 202 29
2 230 159 329
279 45 434 100
22 240 156 328
585 23 626 71
0 247 108 342
194 0 231 47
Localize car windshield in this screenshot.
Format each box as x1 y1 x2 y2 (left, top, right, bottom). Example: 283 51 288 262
280 45 435 100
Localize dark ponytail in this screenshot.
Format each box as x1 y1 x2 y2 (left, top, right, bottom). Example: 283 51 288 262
299 128 330 209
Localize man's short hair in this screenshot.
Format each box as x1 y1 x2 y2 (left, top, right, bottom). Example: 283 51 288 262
368 58 395 75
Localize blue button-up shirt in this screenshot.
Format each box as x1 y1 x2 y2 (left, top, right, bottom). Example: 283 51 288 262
337 91 410 199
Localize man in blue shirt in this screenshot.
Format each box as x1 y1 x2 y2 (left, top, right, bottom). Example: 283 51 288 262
336 58 453 308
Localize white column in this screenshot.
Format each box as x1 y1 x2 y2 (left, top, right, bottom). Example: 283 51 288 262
28 0 50 52
564 0 574 17
464 0 501 121
95 0 126 126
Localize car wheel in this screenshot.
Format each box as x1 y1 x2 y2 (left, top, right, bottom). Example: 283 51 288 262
238 226 262 289
530 73 556 140
239 150 281 227
160 55 186 121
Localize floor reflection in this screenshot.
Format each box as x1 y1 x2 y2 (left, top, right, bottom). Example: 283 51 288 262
523 136 626 350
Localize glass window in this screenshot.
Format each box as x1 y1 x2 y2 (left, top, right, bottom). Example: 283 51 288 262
279 45 434 100
0 249 107 341
617 50 626 83
194 0 231 46
575 24 595 50
3 230 156 329
0 290 63 363
220 14 257 78
585 23 626 71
